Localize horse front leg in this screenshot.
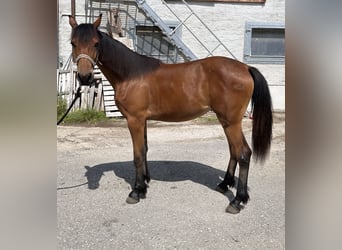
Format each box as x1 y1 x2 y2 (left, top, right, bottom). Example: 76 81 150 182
126 118 149 204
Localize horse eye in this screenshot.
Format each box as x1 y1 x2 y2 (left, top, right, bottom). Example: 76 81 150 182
94 42 99 48
71 42 76 48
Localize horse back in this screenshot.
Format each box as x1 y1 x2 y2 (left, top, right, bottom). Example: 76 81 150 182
115 56 253 122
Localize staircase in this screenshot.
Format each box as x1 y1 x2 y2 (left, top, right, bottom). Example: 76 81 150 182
136 0 197 60
136 0 237 60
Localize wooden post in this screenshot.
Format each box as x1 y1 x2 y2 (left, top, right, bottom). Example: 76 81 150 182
89 85 95 109
71 0 75 17
94 81 103 111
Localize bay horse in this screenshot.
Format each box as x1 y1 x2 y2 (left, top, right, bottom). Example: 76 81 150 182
68 14 272 214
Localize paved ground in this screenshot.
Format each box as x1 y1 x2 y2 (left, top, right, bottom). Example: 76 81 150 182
57 113 285 250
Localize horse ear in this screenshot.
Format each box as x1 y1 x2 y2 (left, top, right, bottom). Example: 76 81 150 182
93 13 102 29
69 15 78 28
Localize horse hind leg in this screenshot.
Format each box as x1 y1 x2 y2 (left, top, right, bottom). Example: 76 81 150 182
144 124 151 183
216 118 239 193
216 157 237 193
226 141 251 214
218 122 252 214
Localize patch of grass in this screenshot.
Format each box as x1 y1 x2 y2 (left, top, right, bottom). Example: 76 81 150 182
57 96 109 125
57 97 67 121
195 112 218 124
63 109 108 125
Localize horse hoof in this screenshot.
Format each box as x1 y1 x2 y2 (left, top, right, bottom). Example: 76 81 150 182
126 196 139 204
215 183 228 194
126 189 146 204
225 204 241 214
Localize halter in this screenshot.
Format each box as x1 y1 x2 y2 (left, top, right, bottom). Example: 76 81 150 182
75 53 97 67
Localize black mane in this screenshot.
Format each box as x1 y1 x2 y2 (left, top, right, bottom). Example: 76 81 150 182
97 31 161 81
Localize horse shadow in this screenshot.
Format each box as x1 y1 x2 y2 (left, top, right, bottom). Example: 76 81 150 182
84 161 237 202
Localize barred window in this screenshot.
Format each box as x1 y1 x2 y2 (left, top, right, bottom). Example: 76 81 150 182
244 22 285 64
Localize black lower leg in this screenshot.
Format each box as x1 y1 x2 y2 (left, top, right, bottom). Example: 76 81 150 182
126 156 148 204
127 182 147 202
144 125 151 183
236 153 251 204
126 178 147 204
226 151 251 213
216 158 237 193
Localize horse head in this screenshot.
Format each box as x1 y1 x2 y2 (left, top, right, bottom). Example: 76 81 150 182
69 14 102 85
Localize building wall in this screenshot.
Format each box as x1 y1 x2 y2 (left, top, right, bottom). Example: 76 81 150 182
58 0 285 111
146 0 285 111
58 0 87 68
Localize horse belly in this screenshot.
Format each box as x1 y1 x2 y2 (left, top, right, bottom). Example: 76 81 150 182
148 91 210 122
147 63 211 121
149 107 210 122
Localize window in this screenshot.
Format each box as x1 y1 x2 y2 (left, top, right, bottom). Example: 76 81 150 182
244 22 285 64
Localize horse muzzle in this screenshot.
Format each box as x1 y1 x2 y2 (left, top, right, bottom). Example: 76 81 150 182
75 53 97 85
77 72 94 86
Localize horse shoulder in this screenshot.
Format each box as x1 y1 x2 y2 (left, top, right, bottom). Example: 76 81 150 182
115 79 151 116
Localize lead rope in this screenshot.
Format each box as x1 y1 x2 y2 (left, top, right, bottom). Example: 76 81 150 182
58 53 98 125
57 86 82 125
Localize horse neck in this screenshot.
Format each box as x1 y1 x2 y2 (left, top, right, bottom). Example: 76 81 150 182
97 33 161 83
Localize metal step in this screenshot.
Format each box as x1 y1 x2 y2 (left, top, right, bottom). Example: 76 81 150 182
136 0 197 61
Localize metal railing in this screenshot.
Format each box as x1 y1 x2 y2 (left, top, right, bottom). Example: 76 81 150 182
137 0 237 60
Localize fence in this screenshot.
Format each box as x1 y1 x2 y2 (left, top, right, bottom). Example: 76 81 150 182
57 67 122 117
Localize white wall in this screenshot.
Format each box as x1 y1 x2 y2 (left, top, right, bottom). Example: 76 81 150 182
58 0 285 111
58 0 87 68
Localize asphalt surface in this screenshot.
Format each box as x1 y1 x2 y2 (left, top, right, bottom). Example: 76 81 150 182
57 114 285 249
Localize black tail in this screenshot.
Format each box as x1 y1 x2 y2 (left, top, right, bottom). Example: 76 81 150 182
248 66 273 162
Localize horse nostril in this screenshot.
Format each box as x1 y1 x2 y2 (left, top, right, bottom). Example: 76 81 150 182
78 73 93 85
87 73 93 82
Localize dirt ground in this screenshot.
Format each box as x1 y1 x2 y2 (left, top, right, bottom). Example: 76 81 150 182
57 112 285 249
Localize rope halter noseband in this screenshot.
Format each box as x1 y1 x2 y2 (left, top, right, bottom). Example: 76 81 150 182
75 53 97 67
